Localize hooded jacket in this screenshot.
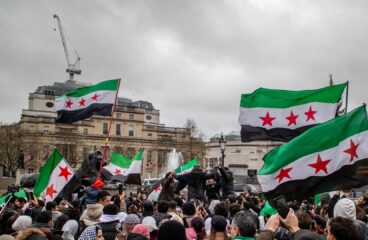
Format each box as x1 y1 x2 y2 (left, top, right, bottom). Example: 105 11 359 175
79 203 103 231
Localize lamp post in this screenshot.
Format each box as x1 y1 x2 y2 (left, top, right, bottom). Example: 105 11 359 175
219 132 226 166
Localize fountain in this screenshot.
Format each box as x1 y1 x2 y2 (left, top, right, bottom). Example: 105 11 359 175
165 148 183 174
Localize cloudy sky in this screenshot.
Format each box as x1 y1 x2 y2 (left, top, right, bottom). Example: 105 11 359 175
1 0 367 139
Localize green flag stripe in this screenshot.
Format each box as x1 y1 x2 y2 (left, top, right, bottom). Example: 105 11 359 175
0 189 27 205
56 79 119 98
34 149 63 197
110 149 143 169
111 152 132 168
259 106 368 175
240 82 346 109
175 158 198 173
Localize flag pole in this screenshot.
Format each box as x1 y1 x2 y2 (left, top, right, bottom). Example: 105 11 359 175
345 81 349 114
97 79 121 179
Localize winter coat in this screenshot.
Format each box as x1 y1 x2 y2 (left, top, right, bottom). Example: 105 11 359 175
205 171 221 202
79 203 103 231
175 167 216 201
219 168 235 197
98 220 121 240
158 177 175 202
152 212 171 226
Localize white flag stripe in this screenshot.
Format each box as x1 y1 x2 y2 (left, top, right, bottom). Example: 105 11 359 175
56 90 116 111
258 130 368 192
104 160 141 176
239 102 337 129
41 159 75 202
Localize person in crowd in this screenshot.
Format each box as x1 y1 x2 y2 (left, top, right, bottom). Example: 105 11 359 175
53 214 70 236
131 224 150 240
123 214 141 238
158 173 175 202
208 215 229 240
61 220 79 240
12 215 32 233
326 216 357 240
218 167 235 198
230 212 258 240
152 200 171 226
191 216 206 240
78 225 104 240
32 211 54 235
79 190 110 231
98 204 121 240
205 169 221 203
142 216 158 240
142 200 154 217
157 220 186 240
174 166 216 202
15 228 48 240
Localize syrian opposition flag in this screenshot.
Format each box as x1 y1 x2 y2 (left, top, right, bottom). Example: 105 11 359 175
258 105 368 201
239 82 347 142
174 158 199 175
55 79 120 123
147 181 162 202
102 149 143 185
34 149 76 202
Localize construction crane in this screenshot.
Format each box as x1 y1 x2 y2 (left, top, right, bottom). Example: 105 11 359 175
53 14 81 83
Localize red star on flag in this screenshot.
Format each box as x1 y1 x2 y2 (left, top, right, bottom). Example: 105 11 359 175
305 106 317 122
46 184 58 199
58 166 72 181
343 139 360 162
286 110 299 126
79 98 86 107
308 154 331 174
259 112 276 126
274 167 292 183
154 185 161 192
92 93 100 101
114 169 122 174
65 100 73 108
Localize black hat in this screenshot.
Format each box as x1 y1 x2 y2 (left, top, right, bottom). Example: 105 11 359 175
211 215 227 232
103 204 119 215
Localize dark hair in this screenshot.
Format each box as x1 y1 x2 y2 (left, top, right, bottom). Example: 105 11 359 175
174 197 183 208
214 203 228 218
296 212 313 230
111 194 121 207
227 194 236 204
356 207 368 224
54 214 70 231
157 200 169 213
158 220 186 240
229 203 241 217
169 200 177 209
329 217 357 240
233 212 258 237
97 190 110 202
36 210 53 224
191 217 205 237
45 201 57 211
182 202 196 216
142 200 154 212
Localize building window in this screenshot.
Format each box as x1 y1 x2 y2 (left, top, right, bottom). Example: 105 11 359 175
43 126 49 134
43 145 49 156
147 150 152 162
250 158 258 161
128 125 134 136
158 151 167 168
146 115 152 120
147 170 152 178
28 168 34 173
83 128 88 135
116 124 121 136
116 113 122 119
236 149 241 153
129 114 134 120
103 123 108 135
127 148 135 158
148 133 152 137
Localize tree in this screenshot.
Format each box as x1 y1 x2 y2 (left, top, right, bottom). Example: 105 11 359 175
0 123 22 176
183 119 206 163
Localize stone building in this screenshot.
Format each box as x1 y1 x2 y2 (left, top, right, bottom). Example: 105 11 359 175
205 131 282 184
19 80 202 179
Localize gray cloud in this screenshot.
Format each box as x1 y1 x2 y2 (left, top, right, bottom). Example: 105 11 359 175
1 0 368 138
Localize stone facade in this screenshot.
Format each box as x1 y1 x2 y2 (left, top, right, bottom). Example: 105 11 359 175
19 81 198 179
205 131 282 184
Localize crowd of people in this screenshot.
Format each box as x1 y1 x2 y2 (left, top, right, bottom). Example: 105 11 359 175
1 165 368 240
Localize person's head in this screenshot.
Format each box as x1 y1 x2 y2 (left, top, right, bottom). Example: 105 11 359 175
182 202 196 216
36 210 53 226
356 206 368 224
296 212 313 230
53 214 70 231
228 203 241 217
142 216 158 233
123 214 141 236
12 215 32 231
168 201 177 212
157 220 186 240
231 212 258 238
97 190 111 206
131 224 150 239
358 194 368 206
214 202 228 218
5 196 20 209
79 225 103 240
227 194 236 204
333 198 356 220
207 179 215 185
142 200 154 213
45 201 57 211
102 204 119 216
327 217 357 240
157 200 169 213
211 215 227 233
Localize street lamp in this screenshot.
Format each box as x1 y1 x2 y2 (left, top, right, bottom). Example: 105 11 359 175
219 132 226 166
